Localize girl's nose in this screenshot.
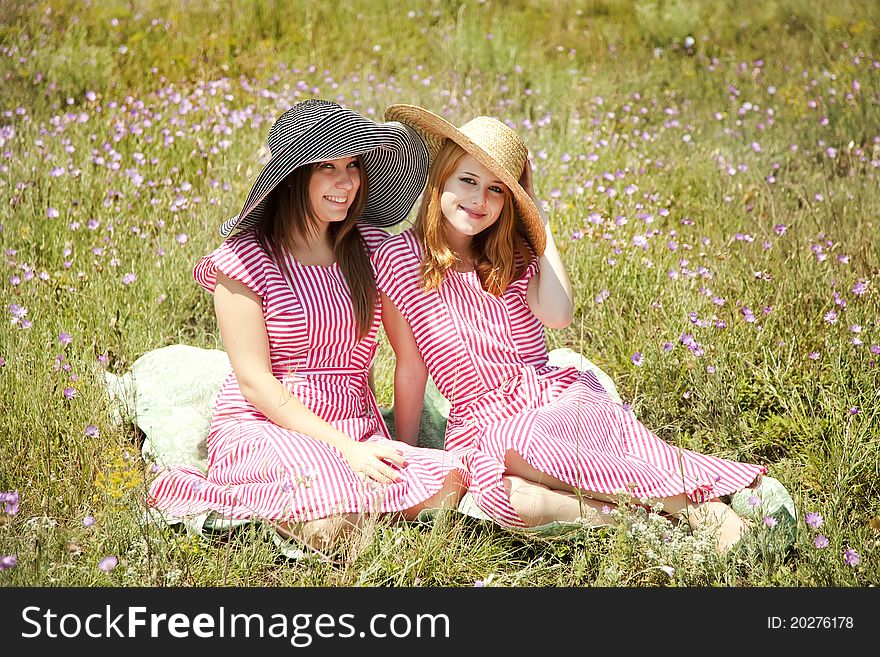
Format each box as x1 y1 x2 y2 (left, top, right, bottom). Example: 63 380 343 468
336 169 357 190
471 188 487 208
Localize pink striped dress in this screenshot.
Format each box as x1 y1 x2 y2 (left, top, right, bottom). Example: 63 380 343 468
373 229 766 528
148 223 461 522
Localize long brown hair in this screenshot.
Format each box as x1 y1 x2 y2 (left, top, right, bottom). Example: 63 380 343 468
415 141 530 296
255 158 377 339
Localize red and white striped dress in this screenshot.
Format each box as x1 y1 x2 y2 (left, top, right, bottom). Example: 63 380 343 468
373 229 766 528
148 224 461 522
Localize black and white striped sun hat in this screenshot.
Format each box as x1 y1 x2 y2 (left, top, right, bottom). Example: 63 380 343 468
219 99 429 239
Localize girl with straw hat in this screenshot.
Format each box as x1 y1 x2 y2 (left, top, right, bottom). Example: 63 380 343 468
148 100 465 555
373 104 772 554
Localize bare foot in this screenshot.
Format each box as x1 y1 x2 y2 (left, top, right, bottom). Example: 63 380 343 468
684 501 750 554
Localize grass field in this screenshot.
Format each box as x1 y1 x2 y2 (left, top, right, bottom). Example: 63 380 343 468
0 0 878 587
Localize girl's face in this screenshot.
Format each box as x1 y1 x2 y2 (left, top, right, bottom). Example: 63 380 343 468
440 154 506 238
308 156 362 224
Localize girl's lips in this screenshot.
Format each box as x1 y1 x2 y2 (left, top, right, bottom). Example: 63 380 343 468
460 206 486 219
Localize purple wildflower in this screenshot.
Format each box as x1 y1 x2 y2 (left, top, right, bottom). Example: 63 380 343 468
748 495 760 509
631 352 644 367
82 515 96 527
84 424 100 438
8 303 27 323
805 512 823 529
2 491 20 516
62 387 76 400
98 556 118 572
58 331 72 346
843 548 860 567
848 407 860 415
763 516 778 528
851 280 868 295
813 535 829 549
0 555 17 570
121 273 136 285
823 311 838 324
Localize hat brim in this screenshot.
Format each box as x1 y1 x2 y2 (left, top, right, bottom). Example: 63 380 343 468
221 110 428 239
384 104 545 256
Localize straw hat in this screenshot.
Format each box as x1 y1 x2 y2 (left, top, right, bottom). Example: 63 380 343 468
219 100 429 239
384 104 545 256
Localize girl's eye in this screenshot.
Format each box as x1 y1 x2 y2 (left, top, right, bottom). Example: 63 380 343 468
460 177 476 185
347 160 360 169
489 185 504 194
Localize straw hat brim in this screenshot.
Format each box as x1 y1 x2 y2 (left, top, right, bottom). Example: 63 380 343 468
384 104 545 256
220 111 428 239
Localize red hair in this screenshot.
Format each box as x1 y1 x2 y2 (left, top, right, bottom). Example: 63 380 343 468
414 141 530 296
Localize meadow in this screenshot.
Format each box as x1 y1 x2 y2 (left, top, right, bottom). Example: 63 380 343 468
0 0 878 588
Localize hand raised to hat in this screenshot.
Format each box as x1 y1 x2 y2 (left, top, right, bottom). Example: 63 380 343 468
520 155 574 327
518 157 550 227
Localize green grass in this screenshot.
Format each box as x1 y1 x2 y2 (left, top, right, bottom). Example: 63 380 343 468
1 0 878 587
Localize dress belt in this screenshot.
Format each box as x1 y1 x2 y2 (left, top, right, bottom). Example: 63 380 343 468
448 365 547 427
280 365 390 439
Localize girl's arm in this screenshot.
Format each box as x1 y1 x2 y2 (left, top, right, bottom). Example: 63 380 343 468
521 160 575 329
214 272 405 483
380 292 427 446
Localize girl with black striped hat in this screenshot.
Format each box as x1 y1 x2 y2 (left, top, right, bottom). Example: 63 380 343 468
148 100 465 555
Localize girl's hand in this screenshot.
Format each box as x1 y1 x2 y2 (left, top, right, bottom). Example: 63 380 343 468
339 441 406 485
519 158 549 227
518 157 537 202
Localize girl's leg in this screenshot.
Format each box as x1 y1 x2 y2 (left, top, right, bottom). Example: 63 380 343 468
503 475 616 527
276 513 363 553
504 450 748 553
398 470 467 522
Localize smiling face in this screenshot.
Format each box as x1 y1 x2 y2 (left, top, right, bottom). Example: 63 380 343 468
307 156 363 225
439 153 507 239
